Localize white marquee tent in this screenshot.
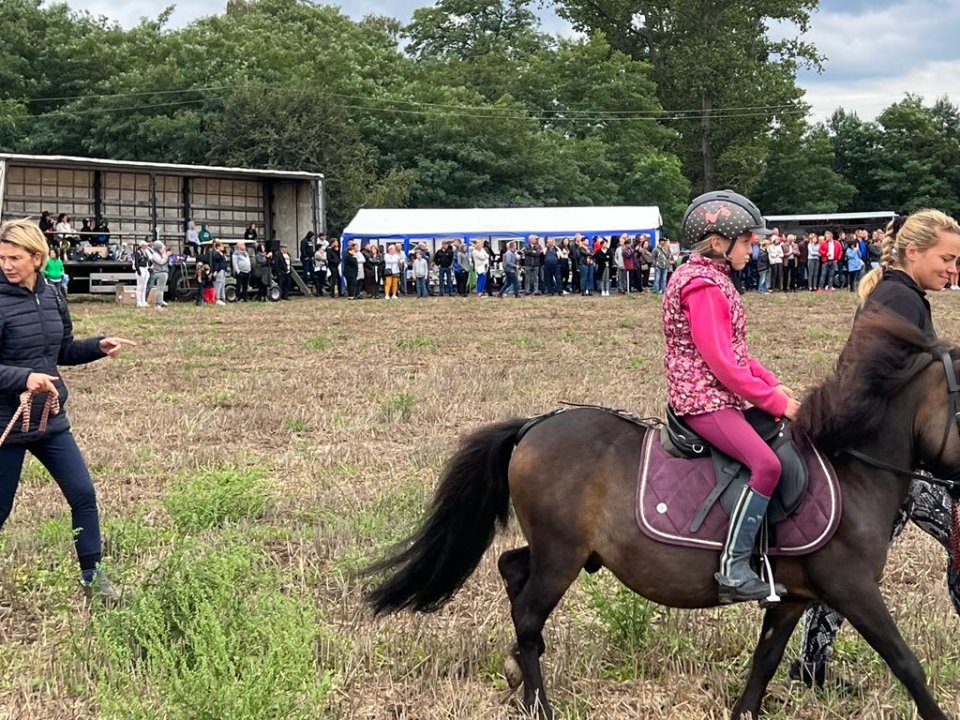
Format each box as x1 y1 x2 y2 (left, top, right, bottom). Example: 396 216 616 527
342 206 662 249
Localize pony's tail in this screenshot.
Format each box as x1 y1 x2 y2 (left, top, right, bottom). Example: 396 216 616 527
364 417 528 615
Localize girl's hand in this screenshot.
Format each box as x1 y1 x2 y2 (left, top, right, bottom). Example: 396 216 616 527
775 384 795 398
783 397 802 421
100 337 138 358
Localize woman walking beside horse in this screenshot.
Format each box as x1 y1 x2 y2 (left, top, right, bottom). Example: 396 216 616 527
0 219 136 603
791 209 960 687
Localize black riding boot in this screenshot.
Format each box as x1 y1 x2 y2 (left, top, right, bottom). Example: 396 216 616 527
716 486 786 604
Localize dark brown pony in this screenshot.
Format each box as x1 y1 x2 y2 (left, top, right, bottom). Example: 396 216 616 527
365 312 959 720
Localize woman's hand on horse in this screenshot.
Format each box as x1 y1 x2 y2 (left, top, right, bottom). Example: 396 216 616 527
776 384 795 398
784 397 802 421
26 373 59 396
100 337 138 358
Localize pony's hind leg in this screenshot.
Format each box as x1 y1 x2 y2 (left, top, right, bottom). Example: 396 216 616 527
498 547 533 690
731 601 807 720
507 545 584 720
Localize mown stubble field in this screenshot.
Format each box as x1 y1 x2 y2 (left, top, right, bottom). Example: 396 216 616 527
0 289 958 720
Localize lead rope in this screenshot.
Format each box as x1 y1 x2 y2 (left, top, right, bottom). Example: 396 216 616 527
0 391 60 447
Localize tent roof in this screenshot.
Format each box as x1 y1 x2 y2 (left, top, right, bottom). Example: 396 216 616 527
764 211 895 222
342 206 662 240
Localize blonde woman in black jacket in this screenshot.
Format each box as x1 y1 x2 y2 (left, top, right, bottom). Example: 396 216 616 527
0 219 135 603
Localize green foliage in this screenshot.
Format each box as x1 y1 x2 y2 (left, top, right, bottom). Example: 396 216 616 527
582 572 657 655
89 540 337 720
304 335 332 351
380 392 416 422
396 333 438 350
164 467 270 530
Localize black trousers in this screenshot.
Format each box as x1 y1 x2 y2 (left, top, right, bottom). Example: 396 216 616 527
328 267 341 297
278 271 291 299
236 271 250 301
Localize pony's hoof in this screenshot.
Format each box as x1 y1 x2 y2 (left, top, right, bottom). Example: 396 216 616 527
503 654 523 690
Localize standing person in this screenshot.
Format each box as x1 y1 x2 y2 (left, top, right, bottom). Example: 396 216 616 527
185 220 200 257
756 240 770 294
845 240 864 292
198 223 212 247
299 231 316 288
39 211 55 247
818 231 842 291
435 240 455 296
653 240 671 294
472 239 490 298
806 233 821 293
243 223 258 246
274 245 294 300
498 241 520 298
790 209 960 688
558 238 571 293
543 238 561 296
363 243 382 299
0 219 137 602
313 242 328 297
231 241 251 302
150 241 170 309
413 251 429 298
132 240 150 308
782 235 797 291
210 241 227 305
43 248 66 297
578 237 595 296
796 233 809 289
253 243 271 301
523 235 542 296
664 191 798 604
594 239 611 296
767 235 783 291
637 236 653 291
326 239 342 298
454 240 470 297
384 244 402 300
621 239 636 293
614 236 627 293
343 241 360 299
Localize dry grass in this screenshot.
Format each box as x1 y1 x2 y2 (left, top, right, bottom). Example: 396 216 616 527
0 290 958 720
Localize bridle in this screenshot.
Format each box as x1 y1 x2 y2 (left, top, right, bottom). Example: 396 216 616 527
843 352 960 495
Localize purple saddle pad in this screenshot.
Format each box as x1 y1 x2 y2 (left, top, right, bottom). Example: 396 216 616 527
635 426 841 556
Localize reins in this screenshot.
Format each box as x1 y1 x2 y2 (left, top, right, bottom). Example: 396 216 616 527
0 391 60 447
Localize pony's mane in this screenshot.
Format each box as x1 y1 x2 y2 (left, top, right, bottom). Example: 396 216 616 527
797 309 956 451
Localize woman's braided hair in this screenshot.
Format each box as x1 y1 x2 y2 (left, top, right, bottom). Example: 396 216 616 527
857 209 960 306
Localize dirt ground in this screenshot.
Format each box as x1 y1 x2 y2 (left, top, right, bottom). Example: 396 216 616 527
0 289 958 720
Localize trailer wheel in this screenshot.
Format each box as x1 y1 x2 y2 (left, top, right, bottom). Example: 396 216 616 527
267 285 281 302
225 285 238 303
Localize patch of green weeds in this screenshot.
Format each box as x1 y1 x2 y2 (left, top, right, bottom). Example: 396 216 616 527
304 335 332 351
627 357 646 369
380 392 416 422
396 333 438 350
285 418 309 433
88 539 338 720
163 467 270 531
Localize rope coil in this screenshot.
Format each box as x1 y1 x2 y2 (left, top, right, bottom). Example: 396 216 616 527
0 391 60 447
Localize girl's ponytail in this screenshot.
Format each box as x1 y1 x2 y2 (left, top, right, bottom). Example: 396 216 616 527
857 222 897 306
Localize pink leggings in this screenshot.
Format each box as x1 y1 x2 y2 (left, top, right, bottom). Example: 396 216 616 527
684 407 781 498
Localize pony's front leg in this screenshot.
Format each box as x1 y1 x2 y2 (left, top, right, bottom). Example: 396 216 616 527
822 579 948 720
731 601 807 719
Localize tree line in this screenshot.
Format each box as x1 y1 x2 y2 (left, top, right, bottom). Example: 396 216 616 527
2 0 959 234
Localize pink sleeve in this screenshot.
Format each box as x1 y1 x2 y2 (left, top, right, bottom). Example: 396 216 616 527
748 358 780 387
681 281 789 417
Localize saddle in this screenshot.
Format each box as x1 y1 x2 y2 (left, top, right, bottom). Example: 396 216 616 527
661 406 807 532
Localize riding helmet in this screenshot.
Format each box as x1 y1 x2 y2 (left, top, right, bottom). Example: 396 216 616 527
680 190 771 249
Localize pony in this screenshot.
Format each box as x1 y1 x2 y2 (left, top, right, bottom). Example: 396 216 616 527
365 311 960 720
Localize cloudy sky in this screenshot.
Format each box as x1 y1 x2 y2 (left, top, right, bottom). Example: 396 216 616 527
58 0 960 123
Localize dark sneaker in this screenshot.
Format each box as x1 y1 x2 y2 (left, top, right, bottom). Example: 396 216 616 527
81 572 122 606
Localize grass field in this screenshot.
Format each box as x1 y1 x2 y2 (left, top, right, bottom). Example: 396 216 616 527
0 290 958 720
